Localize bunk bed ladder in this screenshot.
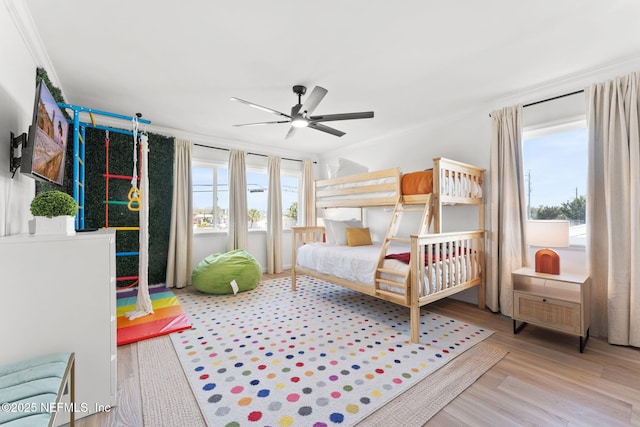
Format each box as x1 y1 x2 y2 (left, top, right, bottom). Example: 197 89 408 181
374 195 433 302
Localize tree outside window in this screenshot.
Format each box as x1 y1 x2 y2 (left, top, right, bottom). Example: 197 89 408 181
248 208 262 228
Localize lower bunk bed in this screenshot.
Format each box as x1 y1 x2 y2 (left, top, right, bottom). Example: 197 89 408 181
292 228 485 344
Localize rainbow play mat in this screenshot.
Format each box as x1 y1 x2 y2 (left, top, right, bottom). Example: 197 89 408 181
116 286 191 346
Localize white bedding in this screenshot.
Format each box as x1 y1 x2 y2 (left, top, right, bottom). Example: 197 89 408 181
296 242 474 296
442 174 483 198
296 242 408 285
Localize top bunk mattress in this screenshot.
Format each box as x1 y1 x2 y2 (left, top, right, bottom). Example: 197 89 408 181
315 159 484 208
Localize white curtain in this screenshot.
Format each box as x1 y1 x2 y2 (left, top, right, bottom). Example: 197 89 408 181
586 71 640 347
302 160 315 226
228 149 248 251
266 156 282 274
166 138 193 289
487 105 529 316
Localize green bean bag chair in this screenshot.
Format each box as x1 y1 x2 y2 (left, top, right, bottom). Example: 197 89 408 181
192 249 262 294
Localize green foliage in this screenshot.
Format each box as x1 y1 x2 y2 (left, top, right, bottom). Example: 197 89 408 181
286 202 298 220
32 67 174 285
30 190 78 217
561 195 586 222
531 195 586 222
84 127 174 285
36 67 71 120
248 208 261 227
534 205 566 220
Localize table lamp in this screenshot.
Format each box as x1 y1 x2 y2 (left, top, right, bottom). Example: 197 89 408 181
526 220 570 275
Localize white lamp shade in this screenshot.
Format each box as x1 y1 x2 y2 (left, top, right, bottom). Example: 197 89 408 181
526 220 570 248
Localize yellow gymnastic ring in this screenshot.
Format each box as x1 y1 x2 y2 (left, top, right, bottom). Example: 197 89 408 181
127 187 141 212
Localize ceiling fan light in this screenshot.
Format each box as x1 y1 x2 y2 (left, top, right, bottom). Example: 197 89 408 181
291 117 308 128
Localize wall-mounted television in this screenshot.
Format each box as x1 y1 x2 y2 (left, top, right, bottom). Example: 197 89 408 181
20 80 69 186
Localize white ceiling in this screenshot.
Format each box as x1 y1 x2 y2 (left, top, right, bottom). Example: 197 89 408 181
20 0 640 157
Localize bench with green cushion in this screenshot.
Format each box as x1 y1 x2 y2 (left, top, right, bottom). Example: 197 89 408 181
0 352 75 426
192 249 262 294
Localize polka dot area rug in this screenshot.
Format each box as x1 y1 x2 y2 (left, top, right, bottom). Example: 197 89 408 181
170 275 492 427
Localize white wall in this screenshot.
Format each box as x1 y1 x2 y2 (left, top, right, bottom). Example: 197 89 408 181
317 111 490 303
320 110 490 178
0 5 39 236
315 59 640 303
319 110 490 238
193 229 294 273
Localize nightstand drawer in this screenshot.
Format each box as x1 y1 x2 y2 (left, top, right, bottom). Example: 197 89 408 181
513 292 581 335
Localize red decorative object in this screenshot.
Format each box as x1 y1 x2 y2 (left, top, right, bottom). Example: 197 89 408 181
535 248 560 274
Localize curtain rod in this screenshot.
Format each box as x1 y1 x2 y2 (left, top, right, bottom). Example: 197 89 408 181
193 143 317 164
522 89 584 108
489 89 585 117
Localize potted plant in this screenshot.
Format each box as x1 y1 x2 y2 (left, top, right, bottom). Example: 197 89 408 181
29 190 78 235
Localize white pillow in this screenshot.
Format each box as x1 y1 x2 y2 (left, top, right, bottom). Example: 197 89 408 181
335 158 368 177
322 219 337 245
327 219 364 245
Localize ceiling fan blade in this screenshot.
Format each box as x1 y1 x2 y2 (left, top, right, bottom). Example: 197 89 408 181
308 122 345 137
285 126 298 140
309 111 374 122
300 86 328 115
233 120 290 127
290 104 302 116
230 97 291 119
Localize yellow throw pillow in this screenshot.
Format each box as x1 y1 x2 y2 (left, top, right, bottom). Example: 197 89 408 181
346 227 372 246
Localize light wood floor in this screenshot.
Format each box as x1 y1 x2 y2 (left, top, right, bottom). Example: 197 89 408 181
72 271 640 426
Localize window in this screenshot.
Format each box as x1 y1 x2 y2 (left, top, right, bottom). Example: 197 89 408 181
193 165 229 231
246 169 300 230
522 121 587 246
281 173 300 228
193 164 300 231
247 170 268 229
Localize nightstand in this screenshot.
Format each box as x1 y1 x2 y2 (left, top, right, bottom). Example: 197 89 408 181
512 267 591 352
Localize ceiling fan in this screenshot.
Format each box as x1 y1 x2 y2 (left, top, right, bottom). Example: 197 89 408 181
230 85 374 139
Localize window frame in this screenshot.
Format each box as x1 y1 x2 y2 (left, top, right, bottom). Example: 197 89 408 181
192 160 302 234
280 170 302 229
192 160 229 234
522 115 587 248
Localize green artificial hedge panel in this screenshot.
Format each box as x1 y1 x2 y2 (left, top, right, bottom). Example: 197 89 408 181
83 127 174 285
33 68 175 286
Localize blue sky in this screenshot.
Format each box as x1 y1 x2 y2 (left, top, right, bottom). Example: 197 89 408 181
523 127 587 208
193 167 299 212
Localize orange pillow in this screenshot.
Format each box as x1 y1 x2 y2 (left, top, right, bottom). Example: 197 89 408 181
346 227 373 246
401 170 433 195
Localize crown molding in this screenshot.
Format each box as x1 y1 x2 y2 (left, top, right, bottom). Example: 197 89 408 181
149 123 318 162
4 0 63 90
58 110 318 163
491 54 640 110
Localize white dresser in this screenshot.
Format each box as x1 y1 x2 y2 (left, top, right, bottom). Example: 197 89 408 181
0 229 116 424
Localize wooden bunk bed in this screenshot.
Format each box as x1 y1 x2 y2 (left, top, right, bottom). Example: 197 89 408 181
291 157 485 344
